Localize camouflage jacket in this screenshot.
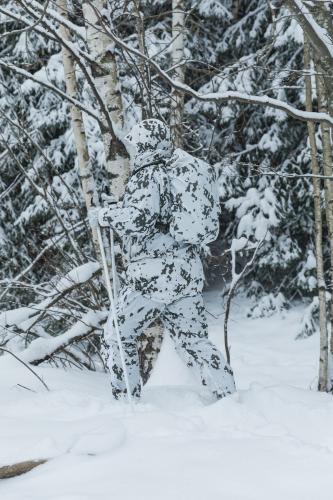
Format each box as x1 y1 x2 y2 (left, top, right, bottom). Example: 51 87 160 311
99 164 203 303
99 119 204 302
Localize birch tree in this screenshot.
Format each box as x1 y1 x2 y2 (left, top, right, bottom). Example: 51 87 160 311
284 0 333 390
170 0 186 147
81 0 163 382
57 0 100 253
82 0 130 198
133 0 151 119
310 3 333 390
316 70 333 390
3 0 333 388
304 39 328 391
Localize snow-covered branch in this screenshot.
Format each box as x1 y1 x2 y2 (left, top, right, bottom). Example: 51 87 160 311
284 0 333 67
0 5 57 41
0 309 106 367
6 0 333 131
0 60 101 124
23 309 107 365
17 0 85 40
0 220 86 299
0 262 101 335
105 29 333 128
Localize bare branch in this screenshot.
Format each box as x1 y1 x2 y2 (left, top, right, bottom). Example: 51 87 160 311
0 60 101 124
0 0 51 39
0 347 49 391
224 239 264 364
0 173 23 202
0 5 57 42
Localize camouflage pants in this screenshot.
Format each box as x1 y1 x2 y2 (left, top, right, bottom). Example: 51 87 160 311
104 288 235 400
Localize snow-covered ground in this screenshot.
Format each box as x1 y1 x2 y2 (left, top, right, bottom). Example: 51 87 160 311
1 292 333 500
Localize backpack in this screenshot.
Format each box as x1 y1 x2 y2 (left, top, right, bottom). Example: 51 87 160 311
165 148 220 245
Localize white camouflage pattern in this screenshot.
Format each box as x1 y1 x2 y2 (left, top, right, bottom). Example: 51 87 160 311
99 119 235 400
167 148 220 245
104 287 235 400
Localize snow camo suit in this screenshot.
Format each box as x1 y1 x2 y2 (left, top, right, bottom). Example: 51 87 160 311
99 119 235 400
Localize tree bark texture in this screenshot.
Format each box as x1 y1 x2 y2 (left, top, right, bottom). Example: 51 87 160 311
316 71 333 386
135 1 151 119
57 0 101 250
170 0 186 148
0 459 47 479
311 5 333 389
285 0 333 73
304 39 329 392
82 1 163 383
82 0 130 198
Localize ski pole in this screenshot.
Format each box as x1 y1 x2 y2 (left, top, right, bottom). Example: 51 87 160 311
96 225 133 406
110 228 118 302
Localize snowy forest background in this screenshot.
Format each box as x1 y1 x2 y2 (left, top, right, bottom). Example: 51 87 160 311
1 0 333 392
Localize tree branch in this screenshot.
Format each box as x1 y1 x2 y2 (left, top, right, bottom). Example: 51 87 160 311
0 60 101 124
284 0 333 68
0 347 49 391
103 28 333 128
224 239 264 364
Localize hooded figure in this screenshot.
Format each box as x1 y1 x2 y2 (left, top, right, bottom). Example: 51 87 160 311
95 119 235 400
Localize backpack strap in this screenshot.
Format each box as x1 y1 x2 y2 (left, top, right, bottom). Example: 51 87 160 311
131 159 165 177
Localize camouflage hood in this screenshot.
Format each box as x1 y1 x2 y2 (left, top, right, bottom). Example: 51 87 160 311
124 119 173 171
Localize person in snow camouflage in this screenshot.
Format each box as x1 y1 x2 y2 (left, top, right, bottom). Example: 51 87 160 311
91 119 235 401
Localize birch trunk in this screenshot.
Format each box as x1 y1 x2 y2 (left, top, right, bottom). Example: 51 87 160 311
304 39 328 392
232 0 240 19
170 0 185 148
57 0 100 256
82 0 130 198
316 71 333 389
133 1 163 380
311 4 333 390
135 1 151 119
82 0 163 383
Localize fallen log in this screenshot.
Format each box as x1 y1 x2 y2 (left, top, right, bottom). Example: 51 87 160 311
0 459 47 479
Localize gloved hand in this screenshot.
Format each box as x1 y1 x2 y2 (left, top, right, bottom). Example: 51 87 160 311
98 207 113 227
101 193 118 206
99 194 119 227
88 207 100 229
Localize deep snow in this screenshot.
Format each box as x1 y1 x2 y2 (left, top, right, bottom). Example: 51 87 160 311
1 291 333 500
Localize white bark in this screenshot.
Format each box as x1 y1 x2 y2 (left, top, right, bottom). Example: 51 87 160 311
310 5 333 390
316 73 333 392
57 0 101 255
82 1 163 382
304 39 329 392
285 0 333 70
134 1 151 118
82 0 130 198
170 0 186 148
